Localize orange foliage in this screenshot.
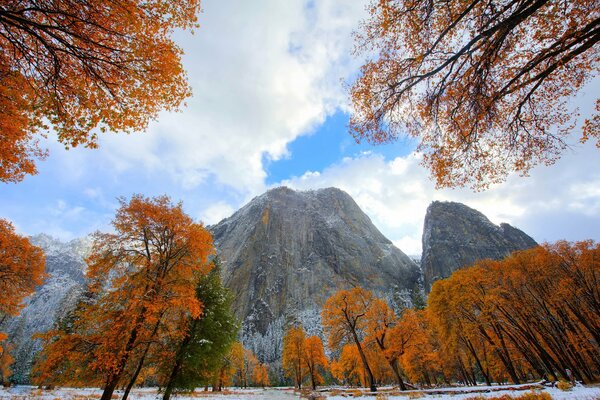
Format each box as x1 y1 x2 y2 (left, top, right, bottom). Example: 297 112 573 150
303 336 328 390
331 344 363 387
282 326 306 389
0 219 46 317
0 218 45 376
398 309 442 386
364 298 408 389
33 195 214 400
0 0 200 182
230 342 257 388
252 363 270 388
428 241 600 384
0 339 14 386
350 0 600 189
322 287 377 392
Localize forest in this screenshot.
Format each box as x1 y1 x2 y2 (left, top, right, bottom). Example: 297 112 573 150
1 0 599 398
1 196 598 397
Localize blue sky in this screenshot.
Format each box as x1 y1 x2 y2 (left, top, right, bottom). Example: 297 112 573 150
1 0 599 255
265 111 415 184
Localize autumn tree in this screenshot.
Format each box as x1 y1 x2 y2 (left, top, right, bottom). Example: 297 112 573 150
322 287 377 392
427 241 600 385
252 363 270 388
0 0 200 182
331 344 363 387
364 298 409 390
0 339 14 387
302 336 328 390
33 195 214 400
398 309 443 387
0 218 45 377
230 342 258 388
0 219 46 320
282 326 306 389
350 0 600 189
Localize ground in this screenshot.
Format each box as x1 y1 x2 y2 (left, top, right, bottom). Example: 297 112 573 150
1 384 599 399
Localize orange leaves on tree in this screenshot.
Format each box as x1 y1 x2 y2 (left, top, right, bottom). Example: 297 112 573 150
32 195 214 400
428 241 600 385
303 336 328 390
0 0 201 182
322 287 377 392
282 326 306 389
229 342 258 388
350 0 600 189
0 219 46 317
252 363 270 388
0 218 45 383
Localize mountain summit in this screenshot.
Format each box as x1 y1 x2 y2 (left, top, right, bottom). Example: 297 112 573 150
421 201 537 292
211 187 420 335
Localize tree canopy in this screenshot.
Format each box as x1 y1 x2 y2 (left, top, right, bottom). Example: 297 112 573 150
350 0 600 189
0 0 200 182
32 195 214 400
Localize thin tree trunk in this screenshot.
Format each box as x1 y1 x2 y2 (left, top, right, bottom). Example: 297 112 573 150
122 315 163 400
162 328 194 400
389 358 407 390
350 328 376 392
101 321 142 400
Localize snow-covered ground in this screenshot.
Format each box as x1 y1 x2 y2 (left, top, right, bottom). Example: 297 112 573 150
1 384 599 399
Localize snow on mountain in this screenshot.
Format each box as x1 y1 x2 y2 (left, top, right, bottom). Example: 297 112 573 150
0 235 89 383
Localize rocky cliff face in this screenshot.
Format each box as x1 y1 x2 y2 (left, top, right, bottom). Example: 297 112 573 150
0 235 89 383
421 201 537 292
211 187 421 335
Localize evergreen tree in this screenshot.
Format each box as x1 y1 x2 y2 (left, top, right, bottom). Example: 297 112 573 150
162 257 239 399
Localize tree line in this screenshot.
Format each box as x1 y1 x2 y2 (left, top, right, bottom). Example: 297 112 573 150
0 195 273 397
283 241 599 392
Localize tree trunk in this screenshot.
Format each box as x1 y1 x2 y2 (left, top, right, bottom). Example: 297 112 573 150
162 330 194 400
122 316 163 400
389 358 407 390
101 324 140 400
350 328 376 392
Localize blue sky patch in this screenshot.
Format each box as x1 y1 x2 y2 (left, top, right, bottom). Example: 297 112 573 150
265 111 417 184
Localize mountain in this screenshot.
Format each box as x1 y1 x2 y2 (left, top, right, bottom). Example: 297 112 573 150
421 201 537 292
211 187 420 334
210 187 420 364
0 235 89 383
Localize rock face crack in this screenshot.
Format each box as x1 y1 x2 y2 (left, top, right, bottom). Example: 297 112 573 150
421 201 537 292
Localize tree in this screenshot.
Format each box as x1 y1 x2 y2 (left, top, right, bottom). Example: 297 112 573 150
0 219 46 319
322 287 377 392
230 342 258 388
302 336 328 390
0 218 45 375
364 298 409 390
350 0 600 189
252 363 270 388
282 326 306 389
331 344 363 387
33 195 214 400
0 339 14 387
0 0 200 182
160 259 239 400
427 241 600 385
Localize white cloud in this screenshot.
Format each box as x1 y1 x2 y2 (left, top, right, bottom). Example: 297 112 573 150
201 201 236 226
89 0 369 197
280 139 600 255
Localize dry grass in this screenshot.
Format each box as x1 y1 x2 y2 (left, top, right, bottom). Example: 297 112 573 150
465 391 551 400
556 380 573 391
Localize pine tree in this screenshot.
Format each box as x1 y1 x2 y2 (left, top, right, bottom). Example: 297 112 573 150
161 258 239 399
